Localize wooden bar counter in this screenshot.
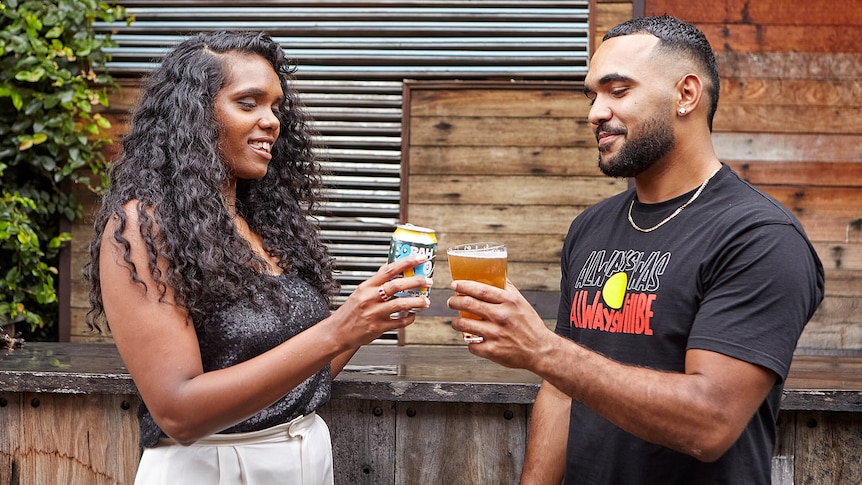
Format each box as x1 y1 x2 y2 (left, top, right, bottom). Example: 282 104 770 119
1 343 860 484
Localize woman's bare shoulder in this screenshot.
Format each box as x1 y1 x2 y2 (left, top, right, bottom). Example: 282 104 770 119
102 199 157 237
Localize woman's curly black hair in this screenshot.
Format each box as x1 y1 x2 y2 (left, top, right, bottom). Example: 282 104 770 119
84 31 339 332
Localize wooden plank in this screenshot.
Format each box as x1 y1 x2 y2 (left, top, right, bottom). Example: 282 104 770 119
69 308 115 343
594 2 632 36
699 24 862 53
407 204 581 236
408 87 586 118
318 399 396 485
803 296 862 348
820 290 862 326
823 270 862 299
19 393 139 484
792 411 862 484
811 242 862 272
435 233 565 263
799 320 862 351
394 401 527 485
648 0 862 25
784 355 862 391
721 78 862 107
794 293 862 328
713 133 862 163
773 411 796 485
713 105 862 134
0 393 21 484
406 316 467 345
716 52 862 81
792 214 862 245
406 315 557 346
69 264 89 306
760 187 862 220
726 161 862 188
771 455 794 485
407 146 602 176
69 279 88 310
408 116 594 147
407 175 625 206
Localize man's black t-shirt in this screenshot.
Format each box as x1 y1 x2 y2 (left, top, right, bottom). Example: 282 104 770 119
555 165 824 484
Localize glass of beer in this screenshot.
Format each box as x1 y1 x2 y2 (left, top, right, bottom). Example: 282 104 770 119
446 242 507 343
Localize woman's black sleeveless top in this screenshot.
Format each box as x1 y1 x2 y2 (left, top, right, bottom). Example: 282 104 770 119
138 273 331 448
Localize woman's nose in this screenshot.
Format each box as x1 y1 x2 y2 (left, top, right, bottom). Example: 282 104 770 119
260 109 280 130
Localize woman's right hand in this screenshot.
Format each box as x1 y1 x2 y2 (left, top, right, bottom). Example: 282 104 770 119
327 254 432 349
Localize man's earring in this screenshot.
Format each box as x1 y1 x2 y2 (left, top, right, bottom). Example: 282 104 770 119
678 107 686 115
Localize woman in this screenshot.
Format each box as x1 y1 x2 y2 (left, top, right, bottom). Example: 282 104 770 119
83 31 429 484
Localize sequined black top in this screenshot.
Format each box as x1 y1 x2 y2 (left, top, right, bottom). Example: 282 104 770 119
138 272 332 448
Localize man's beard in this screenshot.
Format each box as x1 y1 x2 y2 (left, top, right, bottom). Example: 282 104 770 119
597 115 675 178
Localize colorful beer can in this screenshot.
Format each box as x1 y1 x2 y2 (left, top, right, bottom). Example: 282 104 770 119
387 223 437 300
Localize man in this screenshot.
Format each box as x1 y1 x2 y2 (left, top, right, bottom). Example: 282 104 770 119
447 15 824 484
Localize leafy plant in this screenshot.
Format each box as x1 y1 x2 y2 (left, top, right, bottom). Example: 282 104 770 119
0 0 129 339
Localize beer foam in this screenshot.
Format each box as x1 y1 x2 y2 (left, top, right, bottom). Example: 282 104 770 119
448 249 507 258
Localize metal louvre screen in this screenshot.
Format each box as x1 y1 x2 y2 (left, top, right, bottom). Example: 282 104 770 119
94 2 589 338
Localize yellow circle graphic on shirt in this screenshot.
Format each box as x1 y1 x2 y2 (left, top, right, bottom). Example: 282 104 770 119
602 272 628 310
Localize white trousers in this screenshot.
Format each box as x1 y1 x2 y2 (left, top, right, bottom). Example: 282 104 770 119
134 413 334 485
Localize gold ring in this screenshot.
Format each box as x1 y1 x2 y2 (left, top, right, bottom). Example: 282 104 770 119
378 285 393 302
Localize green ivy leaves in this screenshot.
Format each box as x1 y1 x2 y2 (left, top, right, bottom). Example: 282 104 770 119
0 1 129 335
0 192 68 328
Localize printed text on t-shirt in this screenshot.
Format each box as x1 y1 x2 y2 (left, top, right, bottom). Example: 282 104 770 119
569 249 670 335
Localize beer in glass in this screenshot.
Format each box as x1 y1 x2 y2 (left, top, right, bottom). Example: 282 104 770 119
446 242 507 343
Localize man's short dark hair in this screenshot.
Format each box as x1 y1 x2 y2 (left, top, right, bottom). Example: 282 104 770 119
604 15 720 131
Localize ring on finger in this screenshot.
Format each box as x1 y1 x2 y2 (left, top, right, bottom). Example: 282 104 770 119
378 285 393 302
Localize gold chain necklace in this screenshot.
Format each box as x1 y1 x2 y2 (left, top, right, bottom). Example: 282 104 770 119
627 166 722 233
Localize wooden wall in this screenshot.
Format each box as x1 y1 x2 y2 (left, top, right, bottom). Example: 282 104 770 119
642 0 862 350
